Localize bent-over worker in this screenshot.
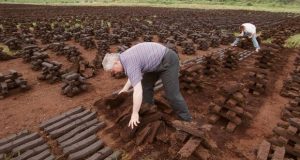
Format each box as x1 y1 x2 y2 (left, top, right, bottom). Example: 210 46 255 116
231 23 261 52
109 42 192 129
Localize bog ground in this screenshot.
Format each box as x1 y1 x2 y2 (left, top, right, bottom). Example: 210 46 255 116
0 4 300 160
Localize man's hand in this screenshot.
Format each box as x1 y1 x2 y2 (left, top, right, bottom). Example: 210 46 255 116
118 88 128 94
118 79 131 95
128 112 140 129
118 90 124 95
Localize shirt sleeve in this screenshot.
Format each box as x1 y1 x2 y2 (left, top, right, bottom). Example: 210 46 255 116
120 53 143 87
126 66 143 87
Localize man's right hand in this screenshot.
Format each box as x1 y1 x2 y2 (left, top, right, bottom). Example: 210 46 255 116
118 79 132 95
118 89 128 95
118 90 123 95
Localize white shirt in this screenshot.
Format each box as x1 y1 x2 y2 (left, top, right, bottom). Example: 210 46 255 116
241 23 256 35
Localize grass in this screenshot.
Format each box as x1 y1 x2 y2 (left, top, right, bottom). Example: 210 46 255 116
233 32 240 37
284 34 300 48
262 38 274 44
0 43 16 56
87 1 300 13
1 0 300 13
2 153 12 160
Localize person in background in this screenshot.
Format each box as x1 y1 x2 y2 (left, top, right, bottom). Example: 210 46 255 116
231 23 261 52
108 42 192 129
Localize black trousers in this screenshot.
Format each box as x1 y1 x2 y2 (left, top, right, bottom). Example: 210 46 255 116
141 49 192 121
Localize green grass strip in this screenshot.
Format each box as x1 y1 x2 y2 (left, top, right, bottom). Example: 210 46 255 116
1 1 300 13
284 34 300 48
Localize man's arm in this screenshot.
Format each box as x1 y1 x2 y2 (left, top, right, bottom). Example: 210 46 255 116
248 32 255 38
118 79 131 94
128 82 143 129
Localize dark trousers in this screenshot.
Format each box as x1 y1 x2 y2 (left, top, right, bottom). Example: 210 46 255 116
141 49 192 121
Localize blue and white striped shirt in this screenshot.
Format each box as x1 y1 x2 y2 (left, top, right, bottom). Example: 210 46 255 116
120 42 167 87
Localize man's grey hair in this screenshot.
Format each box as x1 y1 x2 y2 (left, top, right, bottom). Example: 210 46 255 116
102 53 120 71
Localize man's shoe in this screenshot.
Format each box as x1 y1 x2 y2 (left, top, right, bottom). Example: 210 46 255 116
255 48 260 52
231 43 237 47
176 112 193 122
180 115 192 122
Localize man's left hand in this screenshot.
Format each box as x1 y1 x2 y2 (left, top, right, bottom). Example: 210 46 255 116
128 112 140 129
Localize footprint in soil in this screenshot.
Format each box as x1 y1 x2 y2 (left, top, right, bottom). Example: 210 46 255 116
4 114 13 119
31 107 45 113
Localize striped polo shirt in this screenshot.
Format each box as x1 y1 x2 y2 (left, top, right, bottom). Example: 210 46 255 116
120 42 167 87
